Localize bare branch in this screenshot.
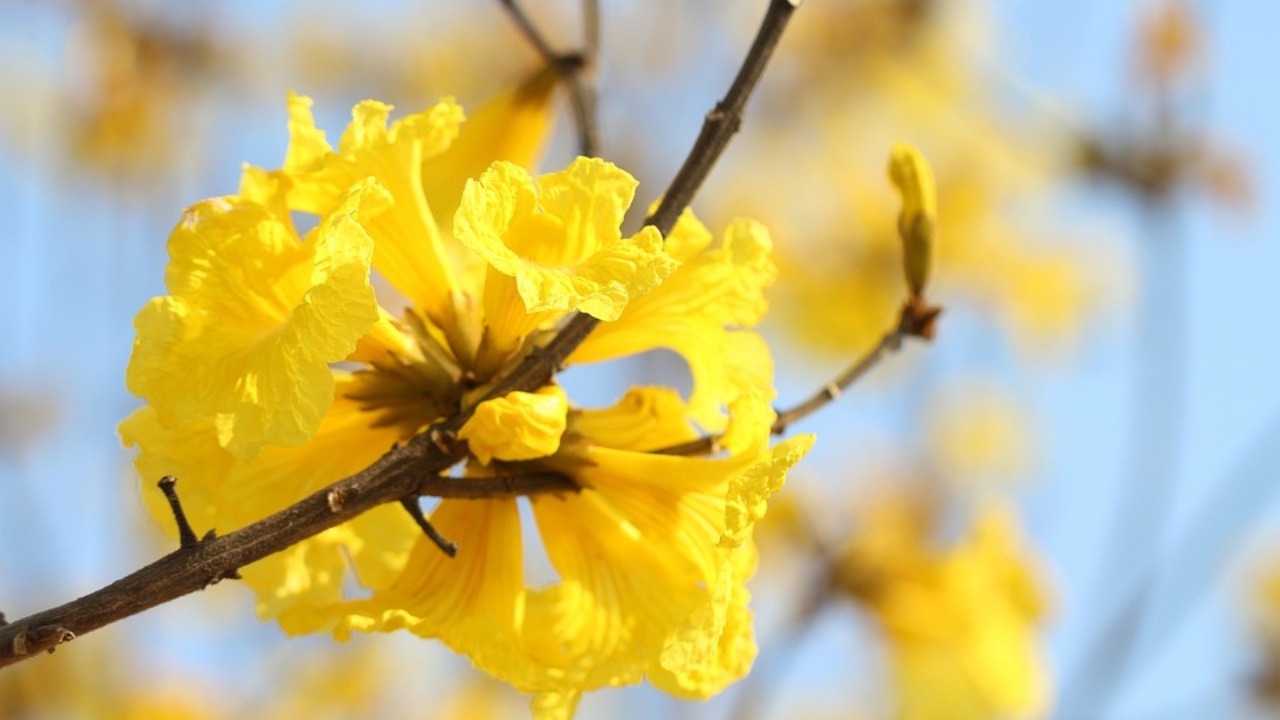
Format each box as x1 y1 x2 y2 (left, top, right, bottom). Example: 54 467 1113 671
157 476 199 550
0 0 800 671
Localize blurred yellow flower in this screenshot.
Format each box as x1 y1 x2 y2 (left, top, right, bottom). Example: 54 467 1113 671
834 495 1052 720
925 380 1035 488
0 635 214 720
121 70 812 711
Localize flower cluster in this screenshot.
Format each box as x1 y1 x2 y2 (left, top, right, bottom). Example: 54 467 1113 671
121 72 811 716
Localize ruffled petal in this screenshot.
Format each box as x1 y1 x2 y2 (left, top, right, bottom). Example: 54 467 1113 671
460 385 568 465
570 213 779 446
524 430 814 699
650 540 758 697
421 67 559 237
565 386 698 453
454 158 674 357
284 94 465 320
126 179 388 459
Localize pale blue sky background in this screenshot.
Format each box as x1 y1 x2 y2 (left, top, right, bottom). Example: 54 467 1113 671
1 1 1279 718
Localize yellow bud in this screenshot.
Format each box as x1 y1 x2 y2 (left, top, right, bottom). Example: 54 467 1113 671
887 143 938 298
459 384 568 465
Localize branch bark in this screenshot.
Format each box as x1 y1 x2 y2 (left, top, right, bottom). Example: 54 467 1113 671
0 0 800 671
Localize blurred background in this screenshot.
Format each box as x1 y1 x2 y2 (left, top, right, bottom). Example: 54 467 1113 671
0 0 1277 717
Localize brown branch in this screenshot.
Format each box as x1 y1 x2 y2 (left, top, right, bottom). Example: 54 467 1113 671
421 472 579 499
0 0 800 671
658 299 941 457
157 476 199 550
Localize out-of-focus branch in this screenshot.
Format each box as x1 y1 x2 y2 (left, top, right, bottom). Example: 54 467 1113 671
0 0 800 671
497 0 600 157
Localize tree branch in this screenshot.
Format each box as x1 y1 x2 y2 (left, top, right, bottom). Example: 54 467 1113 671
0 0 800 671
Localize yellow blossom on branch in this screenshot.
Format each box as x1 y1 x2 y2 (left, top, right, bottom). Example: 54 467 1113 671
121 70 812 713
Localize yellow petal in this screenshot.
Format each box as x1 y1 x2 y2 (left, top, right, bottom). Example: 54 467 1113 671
455 158 674 341
126 179 388 459
720 435 816 550
571 214 778 444
530 689 581 720
331 498 540 691
422 67 559 236
717 332 778 454
843 495 1052 719
459 385 568 465
651 541 759 697
566 386 698 452
524 433 813 699
284 94 465 321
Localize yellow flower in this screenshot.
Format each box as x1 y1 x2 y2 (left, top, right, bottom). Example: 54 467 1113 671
834 496 1052 720
123 72 809 711
328 389 812 706
125 178 389 460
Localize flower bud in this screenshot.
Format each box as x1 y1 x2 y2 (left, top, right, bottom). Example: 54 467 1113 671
887 143 938 299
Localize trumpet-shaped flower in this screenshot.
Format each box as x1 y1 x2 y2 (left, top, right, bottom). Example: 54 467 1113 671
123 73 810 713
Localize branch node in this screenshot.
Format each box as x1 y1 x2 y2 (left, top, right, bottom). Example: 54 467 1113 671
428 426 458 455
158 476 201 550
400 498 458 557
44 627 74 653
327 486 356 513
900 297 943 340
12 627 26 655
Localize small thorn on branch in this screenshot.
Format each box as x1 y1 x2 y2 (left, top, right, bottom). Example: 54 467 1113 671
399 498 458 558
158 476 199 549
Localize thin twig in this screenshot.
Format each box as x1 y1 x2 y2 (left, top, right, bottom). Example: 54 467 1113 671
497 0 558 62
0 0 800 670
658 299 937 457
399 498 458 557
157 476 199 550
